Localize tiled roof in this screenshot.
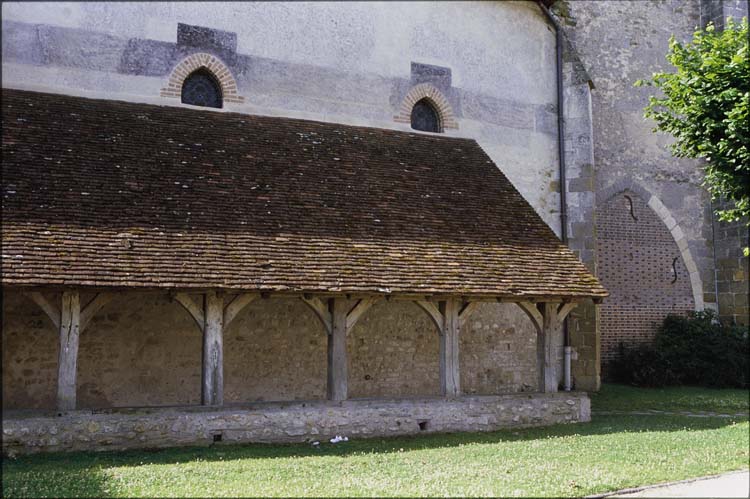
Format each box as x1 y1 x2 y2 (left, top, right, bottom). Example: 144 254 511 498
1 89 607 300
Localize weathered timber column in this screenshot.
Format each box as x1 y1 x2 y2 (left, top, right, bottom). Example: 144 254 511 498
57 290 81 411
519 301 569 394
538 303 559 393
202 291 224 406
327 298 348 401
439 299 461 396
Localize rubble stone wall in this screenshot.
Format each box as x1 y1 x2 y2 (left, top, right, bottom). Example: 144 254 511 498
2 392 590 455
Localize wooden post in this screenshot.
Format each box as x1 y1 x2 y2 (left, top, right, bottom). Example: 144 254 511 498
537 303 559 393
519 301 567 393
439 299 461 396
202 291 224 406
57 291 80 411
327 298 348 401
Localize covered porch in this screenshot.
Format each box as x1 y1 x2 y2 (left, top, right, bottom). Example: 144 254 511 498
2 288 593 454
1 88 606 453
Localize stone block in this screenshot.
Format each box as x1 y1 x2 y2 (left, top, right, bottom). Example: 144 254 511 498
568 177 593 193
718 257 740 270
670 224 685 242
411 62 452 91
177 23 237 54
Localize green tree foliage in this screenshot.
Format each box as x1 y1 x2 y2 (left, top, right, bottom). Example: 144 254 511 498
636 17 749 253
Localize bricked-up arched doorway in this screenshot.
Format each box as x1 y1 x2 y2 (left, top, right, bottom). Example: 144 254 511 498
596 190 695 376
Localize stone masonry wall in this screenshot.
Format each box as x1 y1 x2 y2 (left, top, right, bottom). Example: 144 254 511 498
714 211 750 326
2 290 542 410
561 32 601 392
556 0 716 318
224 298 327 402
2 392 590 455
2 292 60 409
700 0 749 324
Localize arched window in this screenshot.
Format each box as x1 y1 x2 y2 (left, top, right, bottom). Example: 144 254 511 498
181 68 222 108
410 98 441 133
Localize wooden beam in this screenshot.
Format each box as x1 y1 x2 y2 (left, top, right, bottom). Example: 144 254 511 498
57 291 80 411
538 303 560 393
223 292 259 327
517 301 543 333
202 291 224 406
174 293 205 332
415 300 444 333
79 293 114 332
25 291 61 329
300 296 332 335
458 301 480 329
345 297 380 334
439 299 461 397
556 302 578 323
327 298 348 401
518 302 561 393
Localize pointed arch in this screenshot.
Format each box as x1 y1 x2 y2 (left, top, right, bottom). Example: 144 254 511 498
394 83 458 131
597 178 704 311
160 53 244 104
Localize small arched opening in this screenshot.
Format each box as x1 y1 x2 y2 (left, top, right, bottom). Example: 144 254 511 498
181 68 223 108
410 98 442 133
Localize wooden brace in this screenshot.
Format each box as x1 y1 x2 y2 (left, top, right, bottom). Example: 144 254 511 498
173 293 205 332
518 301 579 333
26 291 113 332
300 296 333 335
345 297 381 334
223 293 259 327
416 299 479 335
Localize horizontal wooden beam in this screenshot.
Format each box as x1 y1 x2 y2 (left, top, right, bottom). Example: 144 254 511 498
7 285 600 305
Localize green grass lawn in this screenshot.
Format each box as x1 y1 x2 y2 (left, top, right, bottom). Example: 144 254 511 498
3 385 749 498
592 383 750 414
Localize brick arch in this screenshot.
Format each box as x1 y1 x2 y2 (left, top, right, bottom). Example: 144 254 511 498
160 53 244 105
597 178 703 312
596 181 702 374
393 83 458 131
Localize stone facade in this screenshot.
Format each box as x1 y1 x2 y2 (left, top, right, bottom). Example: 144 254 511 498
553 0 749 373
2 392 590 456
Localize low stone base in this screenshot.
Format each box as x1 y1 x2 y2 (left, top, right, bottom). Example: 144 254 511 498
2 392 590 455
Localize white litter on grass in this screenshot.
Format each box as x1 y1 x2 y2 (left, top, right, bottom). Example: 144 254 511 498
329 435 349 444
311 441 320 446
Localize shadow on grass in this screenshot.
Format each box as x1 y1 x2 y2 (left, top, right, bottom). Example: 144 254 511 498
3 414 747 472
1 465 112 498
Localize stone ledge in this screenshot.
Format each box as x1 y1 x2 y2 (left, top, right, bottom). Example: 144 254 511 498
2 393 590 455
